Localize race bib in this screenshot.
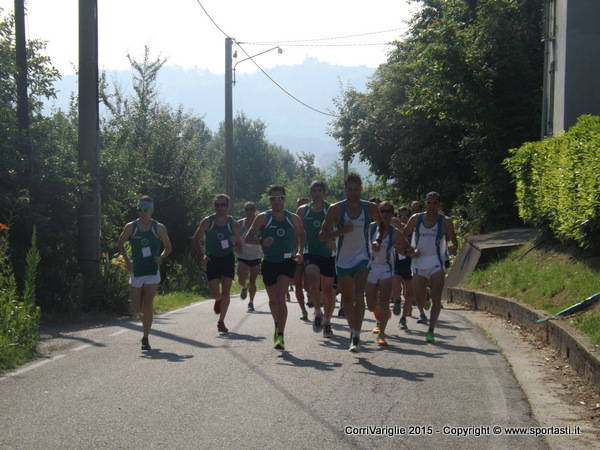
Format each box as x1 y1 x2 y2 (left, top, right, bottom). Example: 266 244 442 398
221 239 230 249
284 252 292 259
141 247 152 258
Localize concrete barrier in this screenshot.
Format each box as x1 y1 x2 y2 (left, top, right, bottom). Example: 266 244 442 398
447 287 600 387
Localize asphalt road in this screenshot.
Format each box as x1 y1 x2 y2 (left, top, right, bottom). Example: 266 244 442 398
1 291 549 450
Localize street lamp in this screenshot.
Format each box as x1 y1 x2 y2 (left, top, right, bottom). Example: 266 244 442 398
233 46 283 86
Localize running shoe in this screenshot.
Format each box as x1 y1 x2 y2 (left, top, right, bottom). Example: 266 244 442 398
300 310 309 321
323 324 333 338
338 307 345 318
217 321 228 333
399 316 408 330
393 299 402 316
240 286 248 300
349 336 360 353
213 299 221 314
313 315 323 333
141 337 151 350
247 302 255 312
372 322 381 334
416 314 428 325
425 330 435 343
274 334 285 350
376 333 388 346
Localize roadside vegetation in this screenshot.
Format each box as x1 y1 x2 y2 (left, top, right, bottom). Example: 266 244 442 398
463 242 600 345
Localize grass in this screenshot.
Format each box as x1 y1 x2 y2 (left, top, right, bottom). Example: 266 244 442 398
462 241 600 345
154 277 266 314
0 336 36 373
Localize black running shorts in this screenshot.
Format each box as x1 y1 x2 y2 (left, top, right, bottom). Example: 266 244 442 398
394 255 413 281
206 253 235 281
303 253 336 278
261 259 296 287
237 257 261 267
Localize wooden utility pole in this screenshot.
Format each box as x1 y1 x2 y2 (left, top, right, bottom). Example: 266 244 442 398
14 0 31 182
78 0 101 281
225 37 234 208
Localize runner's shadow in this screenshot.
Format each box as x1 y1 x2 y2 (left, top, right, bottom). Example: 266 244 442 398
434 320 472 331
383 337 447 359
140 348 194 362
217 332 266 342
278 352 343 371
355 357 434 381
319 335 349 350
121 323 215 349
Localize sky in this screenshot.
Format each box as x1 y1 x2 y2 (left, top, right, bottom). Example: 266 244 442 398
0 0 416 75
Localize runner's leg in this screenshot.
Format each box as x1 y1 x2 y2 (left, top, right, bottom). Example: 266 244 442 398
141 284 158 338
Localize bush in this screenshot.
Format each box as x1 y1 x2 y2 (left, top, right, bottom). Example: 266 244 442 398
505 115 600 249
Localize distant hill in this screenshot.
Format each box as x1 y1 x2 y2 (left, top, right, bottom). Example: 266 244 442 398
47 58 375 173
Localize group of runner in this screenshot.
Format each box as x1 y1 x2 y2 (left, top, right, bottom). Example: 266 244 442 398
117 173 458 353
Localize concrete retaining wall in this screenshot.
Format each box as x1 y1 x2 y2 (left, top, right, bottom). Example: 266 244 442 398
447 287 600 387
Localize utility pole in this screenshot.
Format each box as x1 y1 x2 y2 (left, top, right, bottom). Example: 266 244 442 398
224 37 234 208
78 0 101 282
14 0 31 184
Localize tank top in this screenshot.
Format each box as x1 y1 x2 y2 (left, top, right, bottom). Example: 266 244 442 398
205 215 234 257
336 200 370 268
369 222 394 270
239 217 262 260
303 201 332 257
129 219 161 277
411 213 447 269
261 210 296 263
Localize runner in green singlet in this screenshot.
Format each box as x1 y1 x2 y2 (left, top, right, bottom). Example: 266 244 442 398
192 194 242 334
297 180 337 338
245 185 305 351
118 195 172 351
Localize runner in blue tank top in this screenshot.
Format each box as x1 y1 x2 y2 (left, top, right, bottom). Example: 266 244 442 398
192 194 242 334
297 180 337 338
403 192 458 343
319 173 387 352
117 195 172 351
245 185 305 351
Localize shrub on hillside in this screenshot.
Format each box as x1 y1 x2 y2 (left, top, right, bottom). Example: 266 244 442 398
505 115 600 250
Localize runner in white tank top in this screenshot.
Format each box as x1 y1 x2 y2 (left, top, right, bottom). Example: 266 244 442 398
403 192 458 344
319 173 388 352
236 202 262 311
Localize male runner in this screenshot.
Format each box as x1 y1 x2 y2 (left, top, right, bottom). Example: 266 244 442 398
118 195 172 350
403 192 458 343
237 201 262 312
293 197 310 319
297 181 337 338
319 173 386 352
366 201 407 346
245 185 305 350
192 194 241 334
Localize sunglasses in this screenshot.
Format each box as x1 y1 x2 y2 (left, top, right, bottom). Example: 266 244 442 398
269 196 285 201
214 203 228 207
380 209 394 214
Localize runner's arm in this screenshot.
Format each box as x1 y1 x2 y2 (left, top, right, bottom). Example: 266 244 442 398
244 214 266 245
392 226 410 254
291 213 306 259
319 204 341 241
401 215 418 256
117 222 134 269
444 217 459 256
232 220 242 254
192 218 209 258
156 223 172 264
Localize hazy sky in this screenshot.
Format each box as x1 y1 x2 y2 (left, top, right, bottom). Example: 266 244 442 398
0 0 416 75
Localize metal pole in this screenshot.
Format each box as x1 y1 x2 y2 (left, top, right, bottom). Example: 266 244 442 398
14 0 31 182
78 0 100 281
225 37 234 207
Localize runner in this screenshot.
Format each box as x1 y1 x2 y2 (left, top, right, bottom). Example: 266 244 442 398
117 195 172 351
192 194 241 334
297 181 337 338
237 201 262 312
319 172 387 352
403 192 458 343
391 206 411 315
365 201 408 346
294 196 310 320
245 185 305 351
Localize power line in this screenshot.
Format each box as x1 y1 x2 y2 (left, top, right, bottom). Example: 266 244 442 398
235 41 339 118
239 27 404 44
194 0 230 38
242 42 392 47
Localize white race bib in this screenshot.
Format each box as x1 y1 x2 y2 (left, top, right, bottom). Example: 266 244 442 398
141 247 152 258
284 252 292 259
221 239 230 249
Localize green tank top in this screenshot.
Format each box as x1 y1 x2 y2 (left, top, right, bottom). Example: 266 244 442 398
205 215 234 257
261 210 296 263
129 219 161 277
303 202 332 257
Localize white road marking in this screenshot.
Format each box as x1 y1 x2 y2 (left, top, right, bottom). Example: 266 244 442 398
108 329 128 337
71 344 91 352
0 354 66 380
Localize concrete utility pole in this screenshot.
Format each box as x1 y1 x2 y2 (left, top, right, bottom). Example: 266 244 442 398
224 37 234 207
14 0 31 182
78 0 101 282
